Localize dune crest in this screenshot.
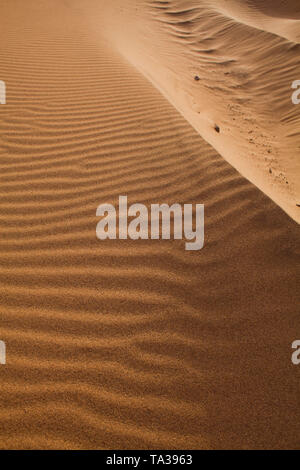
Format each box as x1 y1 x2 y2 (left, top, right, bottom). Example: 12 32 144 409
97 0 300 222
212 0 300 40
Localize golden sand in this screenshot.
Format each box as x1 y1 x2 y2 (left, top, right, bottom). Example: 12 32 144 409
0 0 299 449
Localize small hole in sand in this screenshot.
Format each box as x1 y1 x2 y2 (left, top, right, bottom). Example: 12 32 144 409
214 125 220 133
194 75 200 81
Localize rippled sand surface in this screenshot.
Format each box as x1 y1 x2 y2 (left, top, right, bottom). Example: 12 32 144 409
0 0 299 449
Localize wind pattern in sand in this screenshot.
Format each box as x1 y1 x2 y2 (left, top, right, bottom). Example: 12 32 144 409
0 0 299 450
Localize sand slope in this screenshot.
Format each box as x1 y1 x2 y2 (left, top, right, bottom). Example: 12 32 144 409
0 0 299 450
99 0 300 222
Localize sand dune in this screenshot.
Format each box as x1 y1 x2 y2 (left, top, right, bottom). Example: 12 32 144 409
212 0 300 40
99 0 300 222
0 0 299 450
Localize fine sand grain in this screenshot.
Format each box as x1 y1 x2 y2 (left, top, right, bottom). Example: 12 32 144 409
99 0 300 222
0 0 299 450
